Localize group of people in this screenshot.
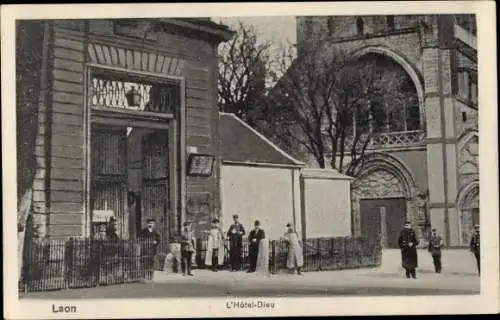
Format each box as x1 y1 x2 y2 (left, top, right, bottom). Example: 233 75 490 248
203 214 304 275
136 214 305 278
398 221 481 279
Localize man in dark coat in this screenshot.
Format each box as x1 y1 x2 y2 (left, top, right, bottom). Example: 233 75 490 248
226 214 246 271
138 218 161 280
247 220 265 273
398 221 419 279
470 224 480 276
428 228 443 273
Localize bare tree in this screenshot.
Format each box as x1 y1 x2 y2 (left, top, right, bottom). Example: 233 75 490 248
217 21 272 126
16 20 47 283
263 42 413 173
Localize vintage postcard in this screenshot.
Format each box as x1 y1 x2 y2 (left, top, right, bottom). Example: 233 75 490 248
2 1 498 318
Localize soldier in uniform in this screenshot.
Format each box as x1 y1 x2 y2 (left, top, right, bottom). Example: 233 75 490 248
181 221 196 276
428 228 443 273
398 221 419 279
470 224 480 276
226 214 245 271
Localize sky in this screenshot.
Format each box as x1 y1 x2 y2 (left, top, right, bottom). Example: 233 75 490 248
214 16 297 49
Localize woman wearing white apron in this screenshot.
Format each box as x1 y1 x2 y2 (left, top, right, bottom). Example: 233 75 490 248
281 223 304 275
205 219 225 271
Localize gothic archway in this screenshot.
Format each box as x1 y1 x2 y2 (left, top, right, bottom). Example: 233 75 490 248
456 179 479 245
349 153 422 247
353 45 425 110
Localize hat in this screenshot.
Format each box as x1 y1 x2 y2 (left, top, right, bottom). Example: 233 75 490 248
232 214 239 219
254 220 260 226
431 228 436 232
404 221 411 225
286 223 292 228
212 218 220 224
183 221 191 227
146 218 156 223
474 224 480 228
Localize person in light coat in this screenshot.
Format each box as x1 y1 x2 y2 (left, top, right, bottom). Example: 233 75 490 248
281 223 304 275
205 219 225 271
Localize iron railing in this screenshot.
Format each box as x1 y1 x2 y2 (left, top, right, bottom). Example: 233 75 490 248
20 235 381 293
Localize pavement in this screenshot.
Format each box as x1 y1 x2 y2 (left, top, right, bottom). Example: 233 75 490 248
21 249 480 299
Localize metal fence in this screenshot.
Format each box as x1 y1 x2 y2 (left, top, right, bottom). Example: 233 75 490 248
20 235 381 293
21 238 157 293
193 236 382 273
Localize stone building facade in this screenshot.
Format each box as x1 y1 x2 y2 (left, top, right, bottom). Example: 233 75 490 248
294 15 478 247
17 19 233 247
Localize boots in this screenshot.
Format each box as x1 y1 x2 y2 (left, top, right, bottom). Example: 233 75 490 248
297 267 303 275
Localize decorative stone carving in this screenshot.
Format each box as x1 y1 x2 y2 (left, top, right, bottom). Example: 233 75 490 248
458 131 479 189
352 170 405 199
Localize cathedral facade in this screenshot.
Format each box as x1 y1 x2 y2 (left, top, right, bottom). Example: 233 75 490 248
294 15 478 247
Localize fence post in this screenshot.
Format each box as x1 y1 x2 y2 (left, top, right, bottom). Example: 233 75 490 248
64 238 73 289
317 238 321 271
271 240 276 274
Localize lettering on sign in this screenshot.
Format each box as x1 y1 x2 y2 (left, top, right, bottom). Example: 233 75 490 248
187 154 215 177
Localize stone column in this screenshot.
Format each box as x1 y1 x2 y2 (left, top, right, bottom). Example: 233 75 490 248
421 16 460 246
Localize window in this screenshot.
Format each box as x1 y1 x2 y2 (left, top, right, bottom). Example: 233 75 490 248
304 18 314 37
457 69 478 105
356 17 364 35
387 16 395 31
327 17 335 36
462 111 468 122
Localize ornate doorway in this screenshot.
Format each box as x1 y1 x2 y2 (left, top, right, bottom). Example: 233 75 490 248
458 181 479 245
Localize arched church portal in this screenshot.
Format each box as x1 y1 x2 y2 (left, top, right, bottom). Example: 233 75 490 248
350 153 419 248
457 180 479 245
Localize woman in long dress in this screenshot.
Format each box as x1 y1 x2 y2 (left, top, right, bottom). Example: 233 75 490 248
281 223 304 275
205 219 225 271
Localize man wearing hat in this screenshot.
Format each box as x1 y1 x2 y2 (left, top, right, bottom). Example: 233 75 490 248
226 214 246 271
470 224 480 275
398 220 419 279
139 218 161 280
428 228 443 273
247 220 266 273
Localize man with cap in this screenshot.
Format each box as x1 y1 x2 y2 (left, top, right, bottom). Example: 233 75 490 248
428 228 443 273
247 220 265 273
181 221 196 276
139 218 161 280
281 223 304 275
398 220 419 279
226 214 246 271
470 224 480 275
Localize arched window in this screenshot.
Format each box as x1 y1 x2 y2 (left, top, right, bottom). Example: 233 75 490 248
327 17 335 36
387 16 395 31
458 69 478 105
352 53 421 134
356 17 364 35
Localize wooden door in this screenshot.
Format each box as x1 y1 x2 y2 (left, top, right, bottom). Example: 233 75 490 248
360 198 407 248
141 130 169 252
91 126 128 239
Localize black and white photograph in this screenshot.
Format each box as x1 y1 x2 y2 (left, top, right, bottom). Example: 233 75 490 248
2 2 498 318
